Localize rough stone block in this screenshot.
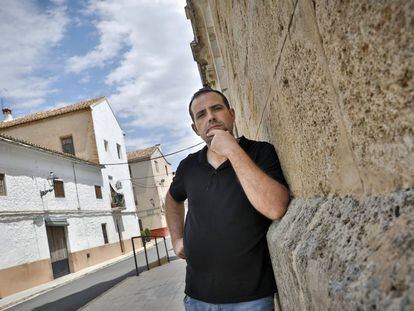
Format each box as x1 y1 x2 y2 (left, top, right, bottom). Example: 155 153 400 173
268 189 414 310
315 0 414 194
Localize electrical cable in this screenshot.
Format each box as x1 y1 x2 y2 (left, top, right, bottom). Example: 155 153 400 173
101 141 204 166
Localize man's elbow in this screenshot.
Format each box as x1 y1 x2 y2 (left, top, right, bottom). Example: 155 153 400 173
268 195 290 220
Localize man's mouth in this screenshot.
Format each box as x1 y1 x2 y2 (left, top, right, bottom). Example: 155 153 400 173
207 124 223 133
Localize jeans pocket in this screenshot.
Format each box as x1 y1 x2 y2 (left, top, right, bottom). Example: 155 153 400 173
183 294 190 304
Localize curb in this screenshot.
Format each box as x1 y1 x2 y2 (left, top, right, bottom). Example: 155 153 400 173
0 245 151 311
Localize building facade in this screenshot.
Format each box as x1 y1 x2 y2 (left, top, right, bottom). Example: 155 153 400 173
128 145 173 237
0 97 141 297
0 135 136 298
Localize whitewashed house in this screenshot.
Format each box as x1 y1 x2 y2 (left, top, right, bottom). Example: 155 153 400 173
127 145 173 236
0 97 140 297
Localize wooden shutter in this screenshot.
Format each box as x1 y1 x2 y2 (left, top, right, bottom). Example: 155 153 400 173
95 185 102 199
54 180 65 197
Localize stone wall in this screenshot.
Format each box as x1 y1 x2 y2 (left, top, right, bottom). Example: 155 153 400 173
186 0 413 309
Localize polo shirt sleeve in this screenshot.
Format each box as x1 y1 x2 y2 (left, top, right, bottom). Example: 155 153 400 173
257 143 289 189
168 160 187 202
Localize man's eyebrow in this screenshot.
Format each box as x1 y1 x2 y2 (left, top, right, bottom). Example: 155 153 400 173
195 108 206 116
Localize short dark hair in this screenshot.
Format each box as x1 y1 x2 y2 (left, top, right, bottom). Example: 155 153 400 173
188 87 230 121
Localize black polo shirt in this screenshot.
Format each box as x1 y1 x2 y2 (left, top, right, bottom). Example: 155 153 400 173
169 136 288 304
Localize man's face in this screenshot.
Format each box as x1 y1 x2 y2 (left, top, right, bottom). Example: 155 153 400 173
191 92 235 145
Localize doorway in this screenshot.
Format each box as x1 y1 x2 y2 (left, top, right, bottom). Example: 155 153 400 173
46 226 70 279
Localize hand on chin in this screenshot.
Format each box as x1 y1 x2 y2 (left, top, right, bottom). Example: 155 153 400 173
207 129 237 157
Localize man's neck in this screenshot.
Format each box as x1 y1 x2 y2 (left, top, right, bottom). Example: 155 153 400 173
206 148 228 169
206 137 240 169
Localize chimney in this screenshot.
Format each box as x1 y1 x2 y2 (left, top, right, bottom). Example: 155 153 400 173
2 107 13 122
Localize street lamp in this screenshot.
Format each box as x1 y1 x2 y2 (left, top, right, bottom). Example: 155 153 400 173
40 172 58 198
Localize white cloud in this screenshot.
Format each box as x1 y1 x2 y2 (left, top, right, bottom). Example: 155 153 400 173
0 1 68 110
68 0 202 161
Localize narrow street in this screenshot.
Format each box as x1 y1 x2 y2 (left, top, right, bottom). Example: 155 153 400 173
7 239 174 311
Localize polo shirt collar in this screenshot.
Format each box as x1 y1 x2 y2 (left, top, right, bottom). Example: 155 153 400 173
197 135 249 165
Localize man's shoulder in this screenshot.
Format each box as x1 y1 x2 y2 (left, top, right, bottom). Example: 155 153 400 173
176 145 205 169
241 136 275 152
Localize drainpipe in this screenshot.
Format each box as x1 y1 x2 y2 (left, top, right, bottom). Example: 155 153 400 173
72 163 81 210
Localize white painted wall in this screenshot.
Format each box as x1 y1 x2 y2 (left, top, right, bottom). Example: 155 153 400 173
91 101 136 213
0 139 119 269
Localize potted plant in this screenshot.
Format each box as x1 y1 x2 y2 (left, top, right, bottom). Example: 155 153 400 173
141 228 151 243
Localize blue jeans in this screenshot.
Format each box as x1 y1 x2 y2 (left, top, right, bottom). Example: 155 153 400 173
183 295 274 311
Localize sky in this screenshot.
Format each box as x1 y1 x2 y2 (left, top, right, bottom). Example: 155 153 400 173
0 0 204 169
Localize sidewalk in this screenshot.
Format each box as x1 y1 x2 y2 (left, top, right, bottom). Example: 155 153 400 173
0 241 158 311
81 259 186 311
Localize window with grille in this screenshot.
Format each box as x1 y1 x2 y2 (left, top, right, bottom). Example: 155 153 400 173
95 185 102 199
104 140 108 151
116 143 122 159
165 165 168 176
61 136 75 155
0 174 6 196
54 180 65 197
101 223 109 244
154 160 159 172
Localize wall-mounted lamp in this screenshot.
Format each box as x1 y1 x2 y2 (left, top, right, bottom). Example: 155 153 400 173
40 172 58 198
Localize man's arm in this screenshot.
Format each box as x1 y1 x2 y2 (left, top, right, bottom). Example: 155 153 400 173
209 130 289 220
165 191 186 259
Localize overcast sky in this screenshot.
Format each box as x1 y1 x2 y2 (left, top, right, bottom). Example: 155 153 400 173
0 0 203 169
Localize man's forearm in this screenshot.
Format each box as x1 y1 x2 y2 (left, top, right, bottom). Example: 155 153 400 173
165 192 185 243
228 145 289 220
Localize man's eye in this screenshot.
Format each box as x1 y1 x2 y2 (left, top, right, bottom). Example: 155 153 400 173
214 106 222 110
196 113 205 119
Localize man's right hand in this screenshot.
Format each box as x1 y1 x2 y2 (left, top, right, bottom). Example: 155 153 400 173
173 238 186 259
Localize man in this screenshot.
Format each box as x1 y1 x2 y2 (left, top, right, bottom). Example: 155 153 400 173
166 87 289 310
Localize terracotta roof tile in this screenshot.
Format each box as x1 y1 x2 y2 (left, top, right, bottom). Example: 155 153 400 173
0 96 105 129
0 133 102 167
127 145 159 162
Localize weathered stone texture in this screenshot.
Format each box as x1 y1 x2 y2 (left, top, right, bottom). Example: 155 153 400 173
268 189 414 310
195 0 413 197
315 0 414 194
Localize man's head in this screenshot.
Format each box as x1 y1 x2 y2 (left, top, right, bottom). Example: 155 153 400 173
189 87 235 145
188 87 230 121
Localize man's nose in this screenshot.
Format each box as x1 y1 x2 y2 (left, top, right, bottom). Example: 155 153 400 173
207 110 216 123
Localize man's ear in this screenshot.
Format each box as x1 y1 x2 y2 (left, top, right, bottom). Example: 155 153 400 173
230 108 236 121
191 123 200 136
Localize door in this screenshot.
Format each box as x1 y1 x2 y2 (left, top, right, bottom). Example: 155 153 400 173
46 226 70 278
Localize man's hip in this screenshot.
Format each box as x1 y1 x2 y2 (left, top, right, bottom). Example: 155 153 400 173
183 294 275 311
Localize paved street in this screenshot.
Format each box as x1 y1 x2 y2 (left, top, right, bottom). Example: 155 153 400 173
7 239 175 311
81 259 186 311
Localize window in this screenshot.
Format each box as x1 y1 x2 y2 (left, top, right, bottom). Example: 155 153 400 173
101 224 109 244
0 173 6 196
61 136 75 155
154 160 159 172
104 140 108 152
133 186 138 206
95 185 102 199
53 180 65 198
116 143 122 159
165 165 168 176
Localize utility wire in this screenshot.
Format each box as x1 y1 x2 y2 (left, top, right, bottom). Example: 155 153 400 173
101 141 204 166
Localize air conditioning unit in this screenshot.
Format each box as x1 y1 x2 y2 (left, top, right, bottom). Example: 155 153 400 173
115 181 123 189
